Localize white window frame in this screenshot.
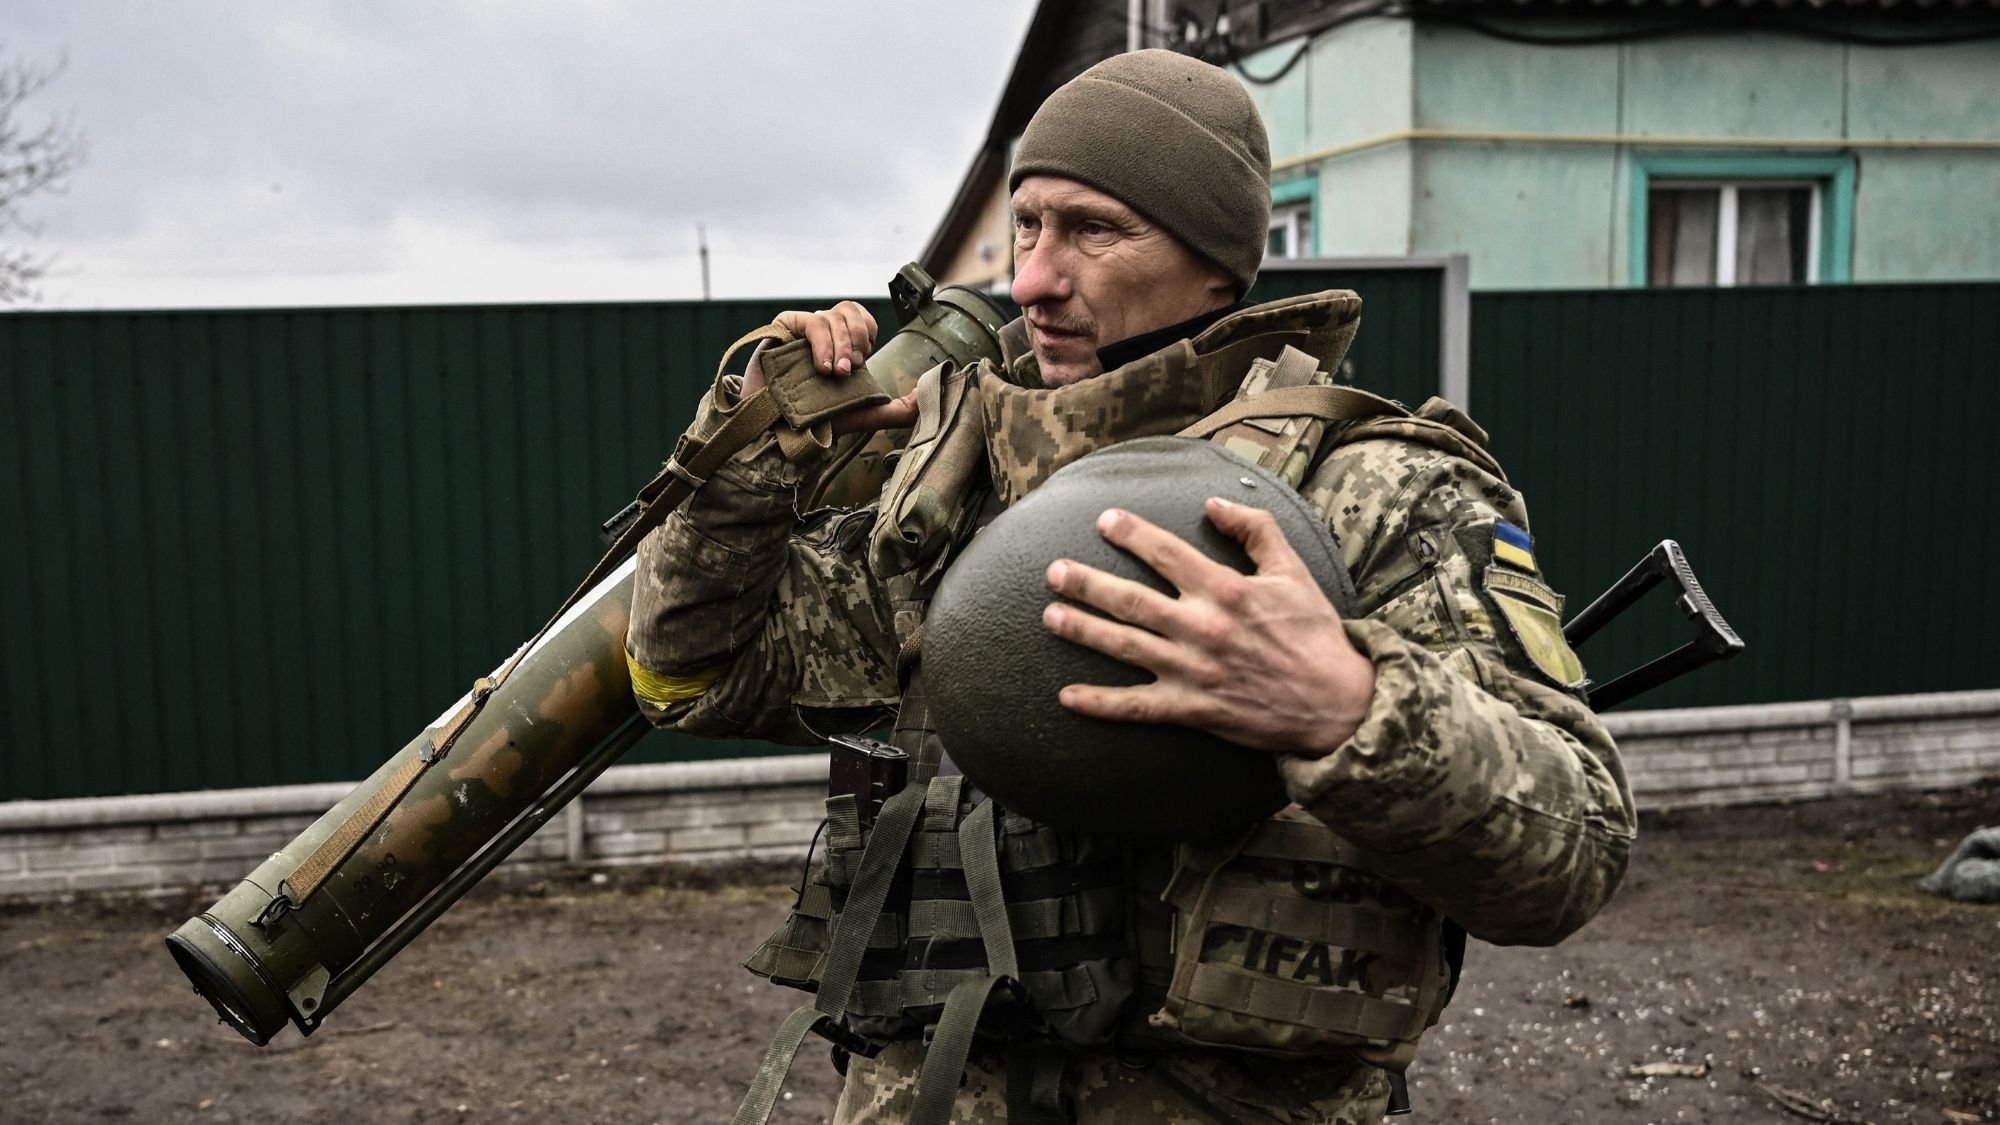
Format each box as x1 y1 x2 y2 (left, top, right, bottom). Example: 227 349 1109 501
1645 178 1825 287
1268 201 1312 260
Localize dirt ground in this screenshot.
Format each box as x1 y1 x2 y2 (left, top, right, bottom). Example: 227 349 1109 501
4 783 1996 1125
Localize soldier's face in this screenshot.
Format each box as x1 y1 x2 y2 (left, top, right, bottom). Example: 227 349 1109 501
1009 176 1235 387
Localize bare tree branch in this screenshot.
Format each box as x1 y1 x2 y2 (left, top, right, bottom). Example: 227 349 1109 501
0 48 86 306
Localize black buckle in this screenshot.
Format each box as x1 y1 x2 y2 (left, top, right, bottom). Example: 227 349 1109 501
812 1016 883 1060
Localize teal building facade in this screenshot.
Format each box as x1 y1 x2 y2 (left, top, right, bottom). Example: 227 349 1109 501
1241 12 2000 289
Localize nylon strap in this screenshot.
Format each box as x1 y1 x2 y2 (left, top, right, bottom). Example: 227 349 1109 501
814 783 929 1016
907 897 1063 942
729 1006 829 1125
281 755 426 903
716 323 798 383
957 799 1018 980
909 974 1023 1125
1268 343 1322 390
1006 1046 1069 1125
282 325 831 907
1181 962 1415 1041
906 795 1039 1125
1178 382 1407 441
731 782 931 1125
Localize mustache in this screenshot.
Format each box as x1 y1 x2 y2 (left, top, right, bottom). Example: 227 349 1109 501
1028 314 1095 338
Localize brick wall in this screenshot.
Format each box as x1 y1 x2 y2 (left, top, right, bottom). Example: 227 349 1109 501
3 690 1997 902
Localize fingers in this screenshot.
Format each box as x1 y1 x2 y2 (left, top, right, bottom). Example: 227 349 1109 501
774 302 879 376
1042 600 1185 675
827 312 853 375
836 300 878 359
1056 679 1217 728
774 310 833 374
1093 507 1228 590
1046 557 1178 633
831 389 918 436
1205 497 1311 582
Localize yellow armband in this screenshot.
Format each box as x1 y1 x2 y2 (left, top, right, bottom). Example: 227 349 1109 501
626 650 727 708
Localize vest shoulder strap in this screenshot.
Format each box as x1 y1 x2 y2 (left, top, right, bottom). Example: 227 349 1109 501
1329 398 1508 483
1177 346 1408 441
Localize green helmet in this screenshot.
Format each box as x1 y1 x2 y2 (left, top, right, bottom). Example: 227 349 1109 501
925 436 1356 842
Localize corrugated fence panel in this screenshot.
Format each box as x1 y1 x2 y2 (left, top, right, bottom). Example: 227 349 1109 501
1 298 866 800
1471 282 2000 710
2 272 1438 799
15 275 1990 796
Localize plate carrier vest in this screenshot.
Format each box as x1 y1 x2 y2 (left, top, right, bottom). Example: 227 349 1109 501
733 314 1497 1125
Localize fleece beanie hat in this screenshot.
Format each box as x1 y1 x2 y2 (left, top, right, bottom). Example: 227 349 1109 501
1010 49 1272 294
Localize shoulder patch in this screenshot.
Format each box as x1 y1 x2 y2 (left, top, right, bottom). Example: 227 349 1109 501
1484 565 1586 689
1493 521 1537 573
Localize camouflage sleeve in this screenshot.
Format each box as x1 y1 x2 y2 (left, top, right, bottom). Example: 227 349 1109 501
1282 437 1637 946
625 370 901 744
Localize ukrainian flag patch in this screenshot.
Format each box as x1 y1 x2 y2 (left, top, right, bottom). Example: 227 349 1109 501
1493 521 1537 573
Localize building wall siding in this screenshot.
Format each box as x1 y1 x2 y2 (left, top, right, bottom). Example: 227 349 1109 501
1850 150 2000 282
1254 21 2000 288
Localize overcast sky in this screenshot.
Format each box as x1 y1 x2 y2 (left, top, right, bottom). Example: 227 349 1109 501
7 2 1038 309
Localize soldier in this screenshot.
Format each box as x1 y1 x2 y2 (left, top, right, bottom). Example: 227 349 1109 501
627 49 1634 1124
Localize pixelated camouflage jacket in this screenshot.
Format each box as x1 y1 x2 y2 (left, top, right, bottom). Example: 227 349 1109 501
627 292 1635 948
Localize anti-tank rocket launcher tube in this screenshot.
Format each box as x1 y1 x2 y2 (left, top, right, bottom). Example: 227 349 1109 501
166 264 1009 1046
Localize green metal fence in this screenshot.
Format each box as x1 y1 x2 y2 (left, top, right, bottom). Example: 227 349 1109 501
1471 282 2000 710
0 267 1444 800
13 273 1979 800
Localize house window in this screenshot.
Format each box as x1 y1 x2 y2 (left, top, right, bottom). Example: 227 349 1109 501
1647 182 1818 287
1630 154 1855 287
1267 177 1317 260
1268 202 1313 259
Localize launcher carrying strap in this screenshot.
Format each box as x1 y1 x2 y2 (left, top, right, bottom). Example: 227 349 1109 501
277 324 887 911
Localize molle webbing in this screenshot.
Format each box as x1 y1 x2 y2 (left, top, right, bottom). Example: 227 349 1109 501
737 777 1130 1125
1149 811 1448 1058
828 784 1127 1029
733 781 931 1125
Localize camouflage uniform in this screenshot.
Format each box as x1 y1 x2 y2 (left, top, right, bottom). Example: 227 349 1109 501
834 1041 1388 1125
628 292 1636 1122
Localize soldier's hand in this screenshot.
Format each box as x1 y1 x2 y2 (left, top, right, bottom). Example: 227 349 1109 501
746 302 917 435
776 300 877 377
1040 498 1377 758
